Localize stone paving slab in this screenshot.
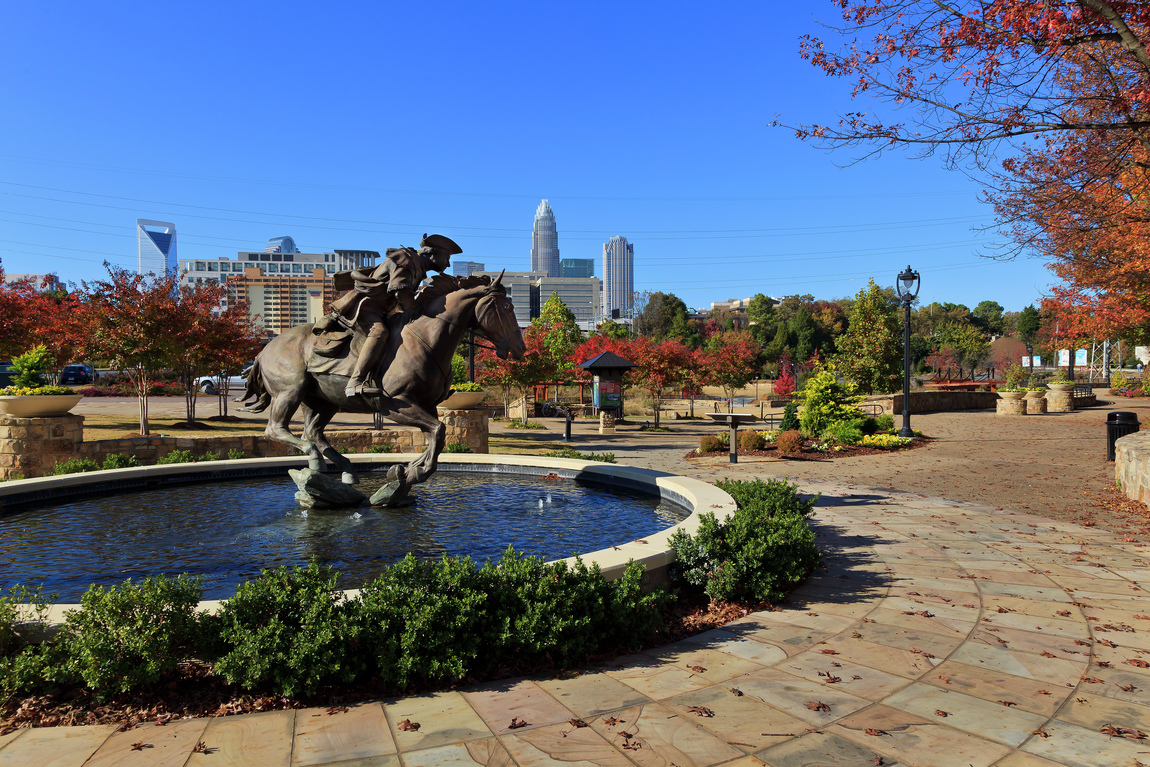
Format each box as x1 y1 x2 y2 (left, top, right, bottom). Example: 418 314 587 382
3 474 1150 766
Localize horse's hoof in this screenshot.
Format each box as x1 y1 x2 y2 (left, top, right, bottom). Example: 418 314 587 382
341 471 358 485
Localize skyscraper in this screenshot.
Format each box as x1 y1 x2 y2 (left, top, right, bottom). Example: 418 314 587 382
137 219 177 276
602 236 634 316
560 258 595 278
531 199 560 277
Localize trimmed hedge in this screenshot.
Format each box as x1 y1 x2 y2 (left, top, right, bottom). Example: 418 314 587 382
669 478 820 603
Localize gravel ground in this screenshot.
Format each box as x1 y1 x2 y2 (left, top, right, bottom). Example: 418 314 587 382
72 390 1150 539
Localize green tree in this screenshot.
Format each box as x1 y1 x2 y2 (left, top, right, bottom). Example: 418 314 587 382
594 319 630 340
1017 305 1041 371
971 301 1006 336
746 293 777 346
787 309 818 364
834 279 902 394
938 322 991 379
637 292 690 342
531 292 584 380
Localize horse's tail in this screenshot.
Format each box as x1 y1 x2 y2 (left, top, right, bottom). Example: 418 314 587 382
236 357 272 413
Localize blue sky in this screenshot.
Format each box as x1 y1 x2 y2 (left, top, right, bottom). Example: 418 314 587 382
0 2 1052 312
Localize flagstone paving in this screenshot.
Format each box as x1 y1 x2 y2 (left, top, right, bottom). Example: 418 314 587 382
4 473 1150 765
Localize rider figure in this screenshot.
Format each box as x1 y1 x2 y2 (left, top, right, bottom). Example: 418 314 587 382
315 233 462 397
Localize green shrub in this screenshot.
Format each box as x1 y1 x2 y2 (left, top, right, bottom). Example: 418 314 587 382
776 430 803 454
860 417 879 435
60 575 204 698
0 473 24 482
449 381 484 392
0 586 64 701
797 367 863 435
759 429 779 444
699 434 723 453
366 444 393 453
1112 369 1130 390
739 430 765 451
875 414 894 432
543 447 616 463
779 402 799 432
506 418 545 429
359 554 492 687
211 562 364 697
485 550 664 667
669 478 819 603
47 458 100 475
359 550 665 688
227 448 246 460
821 420 863 446
451 354 469 386
444 441 473 453
337 445 358 454
101 453 140 470
198 450 221 462
10 346 54 388
157 449 196 465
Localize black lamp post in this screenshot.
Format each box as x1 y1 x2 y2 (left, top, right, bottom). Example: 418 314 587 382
896 265 920 438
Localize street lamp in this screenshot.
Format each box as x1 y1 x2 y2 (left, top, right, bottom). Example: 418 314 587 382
896 265 920 439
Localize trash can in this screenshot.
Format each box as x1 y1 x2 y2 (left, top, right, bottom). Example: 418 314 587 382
1106 411 1140 461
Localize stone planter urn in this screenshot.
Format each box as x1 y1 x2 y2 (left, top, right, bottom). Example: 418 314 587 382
437 390 487 410
1048 382 1076 393
997 390 1025 401
1024 389 1046 400
0 394 83 417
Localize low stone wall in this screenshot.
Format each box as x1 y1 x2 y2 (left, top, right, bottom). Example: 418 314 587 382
1115 430 1150 504
0 409 490 479
875 391 1000 415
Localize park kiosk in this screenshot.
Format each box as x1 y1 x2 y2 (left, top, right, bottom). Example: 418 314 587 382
579 351 637 435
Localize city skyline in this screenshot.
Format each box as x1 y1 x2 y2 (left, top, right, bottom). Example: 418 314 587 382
0 4 1053 312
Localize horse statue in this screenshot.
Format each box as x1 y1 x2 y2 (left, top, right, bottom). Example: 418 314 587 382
237 272 524 501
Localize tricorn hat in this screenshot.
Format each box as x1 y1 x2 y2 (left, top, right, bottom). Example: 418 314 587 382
420 233 463 257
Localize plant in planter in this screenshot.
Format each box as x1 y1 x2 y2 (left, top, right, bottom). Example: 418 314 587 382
1023 375 1046 398
0 346 84 416
439 380 487 409
996 363 1027 399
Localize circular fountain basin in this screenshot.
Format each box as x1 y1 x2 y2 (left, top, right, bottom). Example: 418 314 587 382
0 454 735 626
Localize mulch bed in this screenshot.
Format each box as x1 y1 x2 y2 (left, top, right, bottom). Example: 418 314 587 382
0 594 778 731
686 436 933 462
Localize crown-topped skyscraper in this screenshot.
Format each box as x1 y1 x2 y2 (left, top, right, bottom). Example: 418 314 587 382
531 199 560 277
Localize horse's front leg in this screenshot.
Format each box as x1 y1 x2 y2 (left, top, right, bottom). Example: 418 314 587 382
377 398 445 485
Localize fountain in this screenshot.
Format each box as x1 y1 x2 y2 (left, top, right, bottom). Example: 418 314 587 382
0 453 736 618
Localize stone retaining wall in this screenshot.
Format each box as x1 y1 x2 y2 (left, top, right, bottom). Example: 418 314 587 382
0 409 489 479
875 391 1000 415
1115 430 1150 504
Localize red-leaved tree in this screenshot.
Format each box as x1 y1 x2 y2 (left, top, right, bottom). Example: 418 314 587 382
83 266 182 435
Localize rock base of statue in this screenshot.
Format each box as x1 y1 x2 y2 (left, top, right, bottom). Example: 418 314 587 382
370 465 415 507
289 468 368 509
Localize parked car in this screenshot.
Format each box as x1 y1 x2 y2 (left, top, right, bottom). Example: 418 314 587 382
0 361 12 388
60 364 98 385
196 364 254 394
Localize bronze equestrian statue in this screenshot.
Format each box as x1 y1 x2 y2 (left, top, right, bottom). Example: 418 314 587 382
238 238 525 502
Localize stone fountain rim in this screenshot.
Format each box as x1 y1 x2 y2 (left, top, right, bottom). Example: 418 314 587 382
0 454 735 632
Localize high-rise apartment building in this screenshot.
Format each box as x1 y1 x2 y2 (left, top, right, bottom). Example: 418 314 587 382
601 236 634 316
137 219 177 276
178 240 378 336
453 260 486 278
530 199 560 277
559 258 594 279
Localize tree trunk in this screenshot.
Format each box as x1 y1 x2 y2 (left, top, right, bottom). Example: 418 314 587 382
653 391 660 427
136 366 150 436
